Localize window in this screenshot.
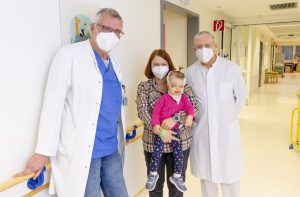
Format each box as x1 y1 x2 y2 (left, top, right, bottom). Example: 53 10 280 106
282 46 293 61
296 46 300 59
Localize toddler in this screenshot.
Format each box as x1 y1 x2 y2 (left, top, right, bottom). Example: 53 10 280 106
146 70 195 192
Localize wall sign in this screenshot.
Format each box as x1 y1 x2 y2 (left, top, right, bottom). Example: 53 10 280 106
213 20 224 31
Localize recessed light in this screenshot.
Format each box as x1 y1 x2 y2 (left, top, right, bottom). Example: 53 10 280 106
269 24 300 28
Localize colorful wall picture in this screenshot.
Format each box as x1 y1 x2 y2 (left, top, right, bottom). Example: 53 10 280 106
70 15 91 43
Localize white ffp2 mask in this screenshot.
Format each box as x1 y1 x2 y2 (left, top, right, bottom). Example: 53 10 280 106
96 32 120 52
196 47 214 63
152 66 169 80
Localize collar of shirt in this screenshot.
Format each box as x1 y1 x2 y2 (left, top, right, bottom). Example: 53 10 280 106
93 49 110 69
103 59 109 68
168 93 182 104
200 56 220 74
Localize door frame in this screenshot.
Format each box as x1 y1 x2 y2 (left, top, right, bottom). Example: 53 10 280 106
258 41 263 87
161 0 199 67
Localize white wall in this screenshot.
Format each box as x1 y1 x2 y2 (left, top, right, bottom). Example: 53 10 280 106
231 26 249 71
231 25 273 97
249 26 273 93
0 0 160 196
0 1 61 197
164 10 188 68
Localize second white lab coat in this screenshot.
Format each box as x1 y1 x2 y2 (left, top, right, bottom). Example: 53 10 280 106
186 57 246 184
35 40 126 196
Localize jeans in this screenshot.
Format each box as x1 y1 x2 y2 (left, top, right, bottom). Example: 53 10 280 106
144 148 190 197
84 151 128 197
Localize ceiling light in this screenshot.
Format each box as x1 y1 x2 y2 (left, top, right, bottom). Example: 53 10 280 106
275 32 300 35
269 2 298 10
268 24 300 28
180 0 190 5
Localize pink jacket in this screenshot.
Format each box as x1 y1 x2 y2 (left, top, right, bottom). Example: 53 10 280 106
151 93 195 128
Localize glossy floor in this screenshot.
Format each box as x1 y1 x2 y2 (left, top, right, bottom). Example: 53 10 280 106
137 73 300 197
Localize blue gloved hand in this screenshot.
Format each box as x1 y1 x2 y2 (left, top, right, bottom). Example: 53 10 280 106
27 166 46 190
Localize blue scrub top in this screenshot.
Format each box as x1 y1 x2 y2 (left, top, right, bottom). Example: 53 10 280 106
92 51 122 158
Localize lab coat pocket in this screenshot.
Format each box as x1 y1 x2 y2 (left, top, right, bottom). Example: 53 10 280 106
58 128 76 158
219 82 233 100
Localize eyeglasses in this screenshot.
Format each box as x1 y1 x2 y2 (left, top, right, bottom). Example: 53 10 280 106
96 24 124 37
195 44 214 49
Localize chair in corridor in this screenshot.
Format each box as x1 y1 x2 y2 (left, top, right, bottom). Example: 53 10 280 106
273 63 284 78
264 69 278 84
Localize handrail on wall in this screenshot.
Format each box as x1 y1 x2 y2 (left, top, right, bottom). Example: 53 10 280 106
0 163 51 192
126 121 143 144
126 121 143 132
0 122 144 194
21 183 49 197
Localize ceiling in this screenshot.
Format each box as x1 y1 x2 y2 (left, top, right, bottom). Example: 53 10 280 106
266 22 300 42
198 0 300 18
196 0 300 42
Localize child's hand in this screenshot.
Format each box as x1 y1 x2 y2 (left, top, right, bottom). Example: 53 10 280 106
185 115 193 127
153 125 161 135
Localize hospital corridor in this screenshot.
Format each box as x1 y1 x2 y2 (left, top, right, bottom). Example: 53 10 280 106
238 73 300 197
1 0 300 197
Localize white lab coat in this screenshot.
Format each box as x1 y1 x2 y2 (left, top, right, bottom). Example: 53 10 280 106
35 40 126 196
186 56 246 184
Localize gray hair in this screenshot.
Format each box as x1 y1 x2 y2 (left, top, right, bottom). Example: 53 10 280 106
93 8 123 24
194 31 215 44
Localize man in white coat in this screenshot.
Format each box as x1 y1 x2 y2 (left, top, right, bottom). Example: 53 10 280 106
185 31 246 197
16 8 128 197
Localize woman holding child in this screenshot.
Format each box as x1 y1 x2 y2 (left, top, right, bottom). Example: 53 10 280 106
136 49 199 197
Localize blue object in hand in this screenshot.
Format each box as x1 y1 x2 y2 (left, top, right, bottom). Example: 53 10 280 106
27 166 46 190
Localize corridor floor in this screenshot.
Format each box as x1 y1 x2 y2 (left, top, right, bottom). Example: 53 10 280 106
138 73 300 197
